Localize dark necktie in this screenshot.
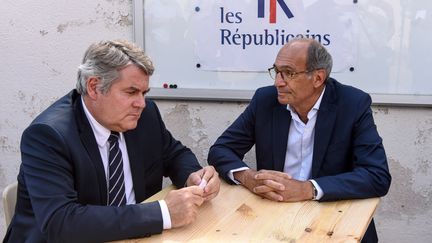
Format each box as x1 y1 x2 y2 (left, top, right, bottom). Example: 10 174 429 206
108 131 126 206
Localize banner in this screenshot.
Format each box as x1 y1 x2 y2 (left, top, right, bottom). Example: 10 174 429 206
190 0 358 72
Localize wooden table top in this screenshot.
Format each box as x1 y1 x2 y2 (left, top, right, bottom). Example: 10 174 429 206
112 180 379 242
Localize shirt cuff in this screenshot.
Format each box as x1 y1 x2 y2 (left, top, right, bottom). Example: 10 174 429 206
228 167 250 184
309 179 324 200
158 200 172 229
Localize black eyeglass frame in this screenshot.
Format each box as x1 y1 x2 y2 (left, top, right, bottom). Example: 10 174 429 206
268 66 315 81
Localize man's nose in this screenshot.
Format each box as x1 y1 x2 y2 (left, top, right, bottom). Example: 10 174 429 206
274 74 286 87
134 96 146 109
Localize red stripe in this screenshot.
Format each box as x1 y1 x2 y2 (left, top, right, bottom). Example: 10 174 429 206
270 0 276 23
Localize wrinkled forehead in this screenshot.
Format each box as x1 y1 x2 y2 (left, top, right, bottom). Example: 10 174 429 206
275 41 309 69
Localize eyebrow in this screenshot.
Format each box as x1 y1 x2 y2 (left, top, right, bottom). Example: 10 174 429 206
125 87 151 94
274 65 295 72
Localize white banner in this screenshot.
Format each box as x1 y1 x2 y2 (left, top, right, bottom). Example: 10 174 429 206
190 0 358 72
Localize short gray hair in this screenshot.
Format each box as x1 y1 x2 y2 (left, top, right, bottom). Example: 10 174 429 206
305 39 333 79
76 40 154 95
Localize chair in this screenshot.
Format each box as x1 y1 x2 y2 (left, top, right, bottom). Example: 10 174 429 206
2 181 17 227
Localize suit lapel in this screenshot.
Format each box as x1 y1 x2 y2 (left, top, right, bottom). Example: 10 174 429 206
74 97 108 204
272 105 291 172
312 80 338 178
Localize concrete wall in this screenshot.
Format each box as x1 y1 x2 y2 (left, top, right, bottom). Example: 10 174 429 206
0 0 431 241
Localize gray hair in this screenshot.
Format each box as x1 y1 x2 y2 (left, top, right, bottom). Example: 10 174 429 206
76 40 154 95
305 39 333 79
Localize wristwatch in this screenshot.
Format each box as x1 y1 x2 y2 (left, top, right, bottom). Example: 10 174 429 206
311 182 318 200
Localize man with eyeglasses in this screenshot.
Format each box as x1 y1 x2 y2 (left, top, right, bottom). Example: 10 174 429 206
208 38 391 243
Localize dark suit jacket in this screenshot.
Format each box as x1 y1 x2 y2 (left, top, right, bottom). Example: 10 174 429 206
208 79 391 243
4 90 202 243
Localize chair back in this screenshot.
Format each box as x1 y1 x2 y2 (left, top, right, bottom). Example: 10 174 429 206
2 181 17 227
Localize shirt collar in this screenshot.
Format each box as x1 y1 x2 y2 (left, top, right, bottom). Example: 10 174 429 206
287 86 326 119
81 97 121 147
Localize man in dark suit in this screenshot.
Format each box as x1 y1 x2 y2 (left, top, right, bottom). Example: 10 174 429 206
208 38 391 243
4 40 220 243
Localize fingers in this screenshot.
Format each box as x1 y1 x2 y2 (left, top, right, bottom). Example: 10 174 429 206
254 178 312 202
186 166 218 188
203 177 220 201
186 171 202 187
249 170 291 202
200 166 217 184
185 166 221 203
255 170 292 180
190 188 205 207
250 184 284 202
260 178 285 191
176 186 205 205
261 191 284 202
248 176 283 200
252 170 290 192
165 187 205 228
199 166 220 201
253 183 282 194
252 183 284 201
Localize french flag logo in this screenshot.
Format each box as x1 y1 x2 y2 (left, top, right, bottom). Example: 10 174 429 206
258 0 294 23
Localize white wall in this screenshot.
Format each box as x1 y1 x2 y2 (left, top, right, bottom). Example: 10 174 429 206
0 0 431 242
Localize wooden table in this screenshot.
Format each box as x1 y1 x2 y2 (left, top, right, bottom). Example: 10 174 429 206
113 181 379 242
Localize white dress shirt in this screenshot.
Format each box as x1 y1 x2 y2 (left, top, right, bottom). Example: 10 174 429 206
284 87 325 200
81 98 171 229
228 87 326 200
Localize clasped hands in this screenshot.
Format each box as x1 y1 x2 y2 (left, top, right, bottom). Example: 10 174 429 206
164 166 220 228
234 169 313 202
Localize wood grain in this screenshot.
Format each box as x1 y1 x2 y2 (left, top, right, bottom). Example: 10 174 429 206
110 181 379 243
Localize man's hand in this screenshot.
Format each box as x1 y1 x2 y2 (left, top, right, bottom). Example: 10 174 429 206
233 169 263 192
254 170 313 202
234 169 313 202
164 186 204 228
186 166 220 201
234 169 287 201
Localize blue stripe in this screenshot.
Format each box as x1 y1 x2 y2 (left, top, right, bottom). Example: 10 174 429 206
277 0 294 18
258 0 265 18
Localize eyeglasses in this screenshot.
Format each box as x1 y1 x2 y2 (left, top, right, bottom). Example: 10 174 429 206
268 66 314 82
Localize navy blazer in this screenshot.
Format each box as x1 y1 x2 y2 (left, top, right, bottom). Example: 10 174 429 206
208 78 391 242
4 90 202 243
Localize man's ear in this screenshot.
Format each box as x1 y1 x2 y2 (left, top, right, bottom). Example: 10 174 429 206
313 69 327 88
86 77 100 100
